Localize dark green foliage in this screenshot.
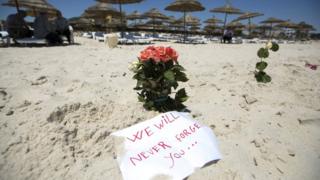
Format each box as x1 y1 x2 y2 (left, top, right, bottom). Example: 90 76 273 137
257 48 269 58
254 71 272 83
271 42 279 52
254 42 279 83
256 61 268 71
132 60 188 112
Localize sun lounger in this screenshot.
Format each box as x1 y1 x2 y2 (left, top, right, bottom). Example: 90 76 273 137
15 37 48 45
94 32 105 42
242 38 259 44
232 37 243 44
116 32 152 45
82 32 93 38
0 31 9 45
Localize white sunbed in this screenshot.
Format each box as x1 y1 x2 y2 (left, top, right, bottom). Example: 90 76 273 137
15 37 48 44
0 31 9 45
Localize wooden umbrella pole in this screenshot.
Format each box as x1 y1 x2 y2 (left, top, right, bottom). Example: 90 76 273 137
14 0 20 12
183 11 186 43
248 18 251 37
118 1 124 38
153 17 155 37
269 23 273 40
222 13 228 42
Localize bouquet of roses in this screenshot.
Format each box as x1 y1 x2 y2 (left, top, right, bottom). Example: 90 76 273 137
130 46 189 112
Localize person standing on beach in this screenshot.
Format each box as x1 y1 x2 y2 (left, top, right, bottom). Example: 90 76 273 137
34 11 62 45
53 11 71 44
223 29 233 43
6 10 33 39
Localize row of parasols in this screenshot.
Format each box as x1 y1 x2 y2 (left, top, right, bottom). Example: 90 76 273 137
2 0 316 40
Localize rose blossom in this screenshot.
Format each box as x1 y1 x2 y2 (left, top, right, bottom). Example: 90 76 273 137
139 46 179 63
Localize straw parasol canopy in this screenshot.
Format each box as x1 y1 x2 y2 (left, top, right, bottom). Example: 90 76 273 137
126 11 145 27
189 25 200 32
204 17 223 24
297 21 315 31
143 8 168 19
126 10 145 20
2 0 58 15
204 24 222 34
69 16 94 30
165 0 205 42
169 20 184 31
177 14 200 25
236 12 263 21
143 8 168 37
96 0 143 37
145 20 163 26
226 21 244 29
85 2 122 18
260 17 285 38
235 12 263 36
275 20 298 29
210 4 243 29
260 17 285 24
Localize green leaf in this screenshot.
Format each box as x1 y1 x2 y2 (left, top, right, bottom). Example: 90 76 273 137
175 71 189 82
172 65 185 71
256 61 268 71
164 70 175 81
257 48 269 58
143 101 154 110
263 74 272 82
255 71 272 83
138 95 145 102
175 88 188 102
271 42 279 52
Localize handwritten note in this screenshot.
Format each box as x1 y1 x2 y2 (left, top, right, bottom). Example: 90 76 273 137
112 111 222 180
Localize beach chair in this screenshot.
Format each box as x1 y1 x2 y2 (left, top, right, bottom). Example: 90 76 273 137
232 37 243 44
0 31 9 46
94 32 105 42
13 37 48 46
133 33 153 44
82 32 92 38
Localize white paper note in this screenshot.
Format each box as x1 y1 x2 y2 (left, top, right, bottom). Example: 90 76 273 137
112 111 222 180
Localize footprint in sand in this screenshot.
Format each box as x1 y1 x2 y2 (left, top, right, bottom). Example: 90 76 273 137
31 76 48 86
0 88 11 110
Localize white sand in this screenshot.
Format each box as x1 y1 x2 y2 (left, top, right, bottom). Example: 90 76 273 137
0 37 319 180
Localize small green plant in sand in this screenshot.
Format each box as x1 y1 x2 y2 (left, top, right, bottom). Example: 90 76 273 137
130 46 189 112
255 41 279 83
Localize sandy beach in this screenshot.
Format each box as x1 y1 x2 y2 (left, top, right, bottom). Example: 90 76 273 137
0 38 320 180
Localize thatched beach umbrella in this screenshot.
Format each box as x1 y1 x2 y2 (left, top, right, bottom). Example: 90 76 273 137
276 20 298 29
126 10 145 26
2 0 58 15
143 8 168 37
204 16 223 25
85 2 122 18
226 21 244 29
165 0 205 42
235 12 263 36
210 4 243 33
260 17 285 38
297 21 315 31
96 0 143 37
170 20 184 31
204 24 221 31
69 16 94 30
295 21 315 40
177 14 200 26
275 20 299 40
